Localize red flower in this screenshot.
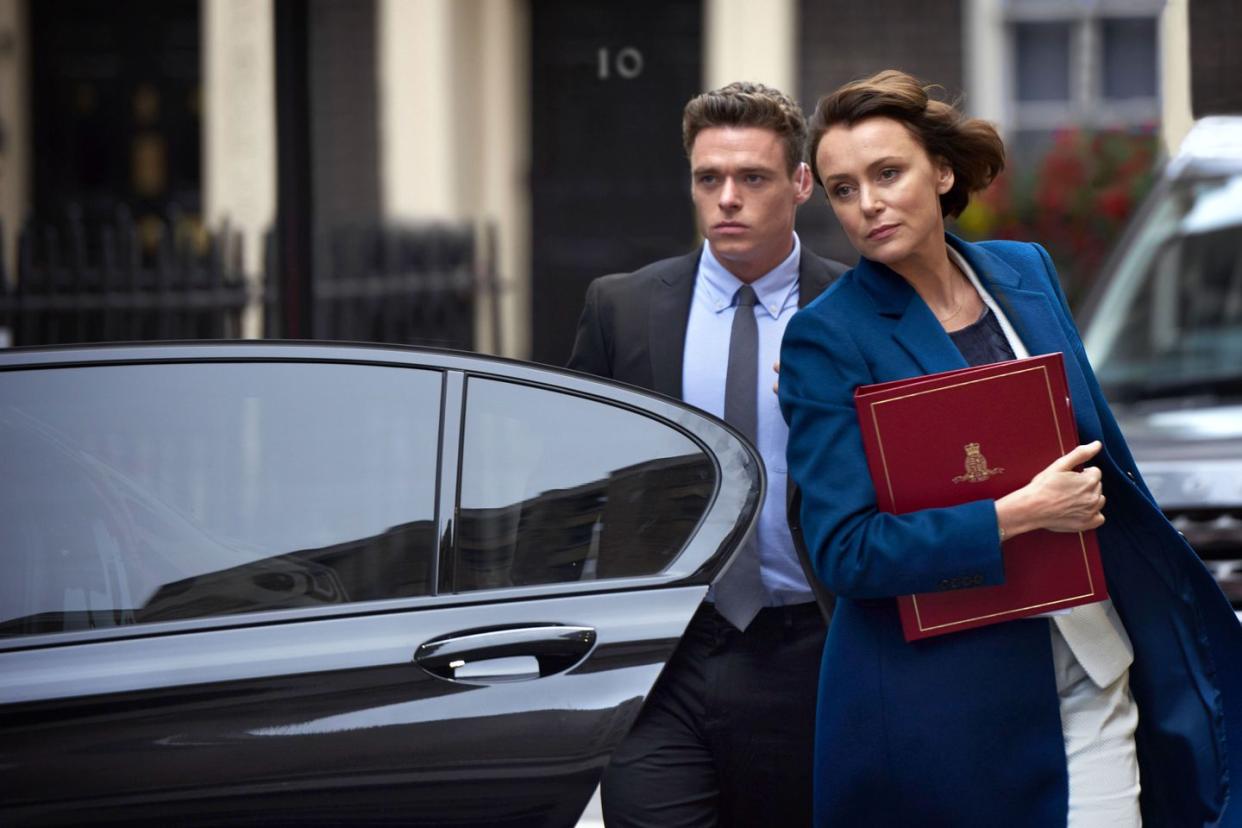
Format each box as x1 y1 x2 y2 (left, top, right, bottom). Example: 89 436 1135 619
955 125 1159 309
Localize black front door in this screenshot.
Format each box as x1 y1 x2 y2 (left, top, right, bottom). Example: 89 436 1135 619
29 0 201 234
529 0 702 365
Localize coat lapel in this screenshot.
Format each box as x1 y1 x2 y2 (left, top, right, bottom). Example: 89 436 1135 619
853 238 1104 441
648 250 699 399
797 248 836 308
855 257 970 377
949 237 1104 441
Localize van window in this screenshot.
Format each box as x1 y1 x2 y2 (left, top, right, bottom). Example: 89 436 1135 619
1084 173 1242 400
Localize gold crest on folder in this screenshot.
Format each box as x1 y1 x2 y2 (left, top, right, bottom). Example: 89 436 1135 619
952 442 1005 484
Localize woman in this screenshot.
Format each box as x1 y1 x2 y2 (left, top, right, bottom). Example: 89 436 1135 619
779 69 1242 827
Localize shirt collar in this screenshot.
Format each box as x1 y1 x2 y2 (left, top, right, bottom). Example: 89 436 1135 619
698 233 801 318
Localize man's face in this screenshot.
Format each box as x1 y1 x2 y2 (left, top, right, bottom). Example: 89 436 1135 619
690 126 812 282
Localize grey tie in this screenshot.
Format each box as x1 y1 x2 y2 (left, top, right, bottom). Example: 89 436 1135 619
714 284 766 631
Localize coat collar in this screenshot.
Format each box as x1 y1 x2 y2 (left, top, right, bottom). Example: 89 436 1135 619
647 242 839 399
855 234 1102 440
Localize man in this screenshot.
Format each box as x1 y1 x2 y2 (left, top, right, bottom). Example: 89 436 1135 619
568 82 849 827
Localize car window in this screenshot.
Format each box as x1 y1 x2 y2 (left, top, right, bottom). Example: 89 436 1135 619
1086 172 1242 399
0 362 441 637
453 378 716 590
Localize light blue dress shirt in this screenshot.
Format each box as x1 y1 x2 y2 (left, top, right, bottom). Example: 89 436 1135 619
683 235 814 606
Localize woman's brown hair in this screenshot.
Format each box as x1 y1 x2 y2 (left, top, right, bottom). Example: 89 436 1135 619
807 70 1005 218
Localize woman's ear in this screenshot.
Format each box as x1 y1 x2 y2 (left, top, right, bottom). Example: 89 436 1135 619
936 160 955 196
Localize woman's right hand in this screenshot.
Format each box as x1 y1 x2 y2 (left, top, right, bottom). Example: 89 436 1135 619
995 441 1105 540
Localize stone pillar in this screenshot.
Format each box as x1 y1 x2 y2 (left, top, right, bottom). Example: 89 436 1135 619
0 0 28 294
1160 0 1193 154
377 0 529 357
202 0 277 338
704 0 795 93
964 0 1006 124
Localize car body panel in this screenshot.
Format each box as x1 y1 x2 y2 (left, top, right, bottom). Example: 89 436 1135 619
1 588 702 826
0 341 764 825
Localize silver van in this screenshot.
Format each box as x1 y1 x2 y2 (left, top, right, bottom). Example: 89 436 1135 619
1081 117 1242 611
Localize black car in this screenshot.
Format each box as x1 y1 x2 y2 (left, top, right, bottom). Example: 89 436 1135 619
0 342 763 826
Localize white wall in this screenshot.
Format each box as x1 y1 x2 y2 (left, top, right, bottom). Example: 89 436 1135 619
1160 0 1193 155
964 0 1006 123
202 0 277 338
377 0 529 357
704 0 796 93
0 0 28 294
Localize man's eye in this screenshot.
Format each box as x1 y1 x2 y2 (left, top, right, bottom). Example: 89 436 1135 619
698 175 717 186
744 174 765 185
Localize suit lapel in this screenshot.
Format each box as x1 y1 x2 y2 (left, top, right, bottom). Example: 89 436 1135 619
653 245 835 399
648 250 699 399
797 249 835 308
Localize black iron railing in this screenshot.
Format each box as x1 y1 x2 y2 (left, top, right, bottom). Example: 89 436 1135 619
0 210 502 351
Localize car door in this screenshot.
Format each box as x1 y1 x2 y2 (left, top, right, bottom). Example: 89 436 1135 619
0 342 763 827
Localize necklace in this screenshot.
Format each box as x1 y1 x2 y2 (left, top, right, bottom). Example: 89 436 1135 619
933 285 966 324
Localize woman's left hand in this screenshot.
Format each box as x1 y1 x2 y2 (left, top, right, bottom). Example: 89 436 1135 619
996 441 1106 539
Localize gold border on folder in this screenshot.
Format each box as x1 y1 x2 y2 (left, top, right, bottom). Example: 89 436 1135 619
866 364 1096 633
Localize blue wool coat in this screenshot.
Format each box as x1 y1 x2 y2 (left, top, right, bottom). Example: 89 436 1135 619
778 235 1242 827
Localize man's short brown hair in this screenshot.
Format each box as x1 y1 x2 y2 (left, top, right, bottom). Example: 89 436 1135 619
682 82 808 175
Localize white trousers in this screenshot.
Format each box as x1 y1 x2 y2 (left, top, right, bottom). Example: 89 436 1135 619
1051 624 1142 827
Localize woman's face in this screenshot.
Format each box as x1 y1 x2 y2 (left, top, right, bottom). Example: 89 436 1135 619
814 116 954 273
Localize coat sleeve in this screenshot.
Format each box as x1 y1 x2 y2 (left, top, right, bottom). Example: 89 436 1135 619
778 305 1006 599
566 278 613 378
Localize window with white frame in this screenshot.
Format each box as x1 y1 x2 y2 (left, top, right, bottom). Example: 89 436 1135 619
1005 0 1163 163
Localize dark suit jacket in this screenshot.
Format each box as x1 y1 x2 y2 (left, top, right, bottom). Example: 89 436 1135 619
567 244 849 619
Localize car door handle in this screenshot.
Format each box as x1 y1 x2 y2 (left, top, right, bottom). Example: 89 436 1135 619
413 624 597 684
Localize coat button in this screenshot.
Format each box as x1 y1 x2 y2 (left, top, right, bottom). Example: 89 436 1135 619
1126 470 1136 480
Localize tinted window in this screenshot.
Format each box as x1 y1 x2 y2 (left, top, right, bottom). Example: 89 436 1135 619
453 379 715 590
0 362 441 636
1087 174 1242 397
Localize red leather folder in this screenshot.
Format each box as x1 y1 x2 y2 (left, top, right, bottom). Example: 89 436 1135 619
853 352 1108 641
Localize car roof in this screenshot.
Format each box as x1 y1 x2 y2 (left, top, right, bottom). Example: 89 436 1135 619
1169 116 1242 178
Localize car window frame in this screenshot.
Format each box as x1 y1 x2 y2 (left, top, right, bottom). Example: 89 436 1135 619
0 342 762 654
441 372 722 595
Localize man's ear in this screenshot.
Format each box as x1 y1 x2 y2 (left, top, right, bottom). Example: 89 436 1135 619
794 162 814 205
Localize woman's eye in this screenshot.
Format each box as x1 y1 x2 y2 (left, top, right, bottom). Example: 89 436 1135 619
832 185 854 199
879 168 899 181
